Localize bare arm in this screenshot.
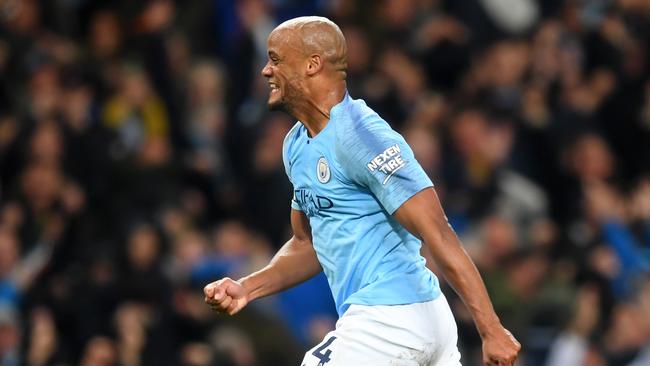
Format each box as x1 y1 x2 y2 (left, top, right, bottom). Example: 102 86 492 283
204 209 321 314
240 209 322 302
394 187 520 366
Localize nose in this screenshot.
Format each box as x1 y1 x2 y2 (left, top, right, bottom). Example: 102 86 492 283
261 61 272 77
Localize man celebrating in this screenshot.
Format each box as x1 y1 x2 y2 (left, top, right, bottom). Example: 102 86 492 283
204 16 520 366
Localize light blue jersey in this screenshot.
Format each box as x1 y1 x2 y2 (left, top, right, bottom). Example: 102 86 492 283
282 92 441 316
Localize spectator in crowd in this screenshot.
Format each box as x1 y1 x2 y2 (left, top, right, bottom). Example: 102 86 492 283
0 305 20 366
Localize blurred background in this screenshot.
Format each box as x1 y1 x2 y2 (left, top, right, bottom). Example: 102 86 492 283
0 0 649 365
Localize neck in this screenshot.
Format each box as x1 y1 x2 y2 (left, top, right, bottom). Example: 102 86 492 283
289 80 346 137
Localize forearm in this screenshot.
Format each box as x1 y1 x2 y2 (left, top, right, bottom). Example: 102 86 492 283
14 241 53 290
424 227 501 338
239 236 321 302
395 190 520 362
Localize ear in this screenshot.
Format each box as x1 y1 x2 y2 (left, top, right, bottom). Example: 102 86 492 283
306 54 323 76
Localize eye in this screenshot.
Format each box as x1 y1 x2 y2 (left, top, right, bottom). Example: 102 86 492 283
268 54 280 64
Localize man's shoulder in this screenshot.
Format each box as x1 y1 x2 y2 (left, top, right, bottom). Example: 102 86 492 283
334 98 392 148
283 121 304 153
282 121 305 177
334 97 401 160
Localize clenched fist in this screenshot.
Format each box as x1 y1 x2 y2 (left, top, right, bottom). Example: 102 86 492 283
204 277 249 315
482 325 521 366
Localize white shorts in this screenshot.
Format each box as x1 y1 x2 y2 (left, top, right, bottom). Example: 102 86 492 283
300 294 461 366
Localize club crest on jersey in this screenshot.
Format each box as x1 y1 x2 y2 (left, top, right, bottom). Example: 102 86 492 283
317 156 331 183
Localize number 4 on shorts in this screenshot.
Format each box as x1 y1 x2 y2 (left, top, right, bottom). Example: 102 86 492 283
312 336 337 365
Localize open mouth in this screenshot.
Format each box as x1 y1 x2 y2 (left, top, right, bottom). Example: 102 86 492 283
269 82 280 94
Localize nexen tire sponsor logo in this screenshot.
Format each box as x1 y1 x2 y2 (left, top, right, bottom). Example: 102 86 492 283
366 144 406 184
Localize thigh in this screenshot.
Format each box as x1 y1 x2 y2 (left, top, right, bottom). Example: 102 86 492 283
300 331 421 366
301 297 463 366
300 303 434 366
433 348 462 366
427 295 462 366
300 333 341 366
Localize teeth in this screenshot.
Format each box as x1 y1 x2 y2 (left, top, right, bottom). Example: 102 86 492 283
269 83 279 90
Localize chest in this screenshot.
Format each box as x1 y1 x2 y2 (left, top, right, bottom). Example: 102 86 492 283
288 139 357 218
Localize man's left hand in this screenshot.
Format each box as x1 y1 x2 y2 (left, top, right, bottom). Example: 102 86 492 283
481 325 521 366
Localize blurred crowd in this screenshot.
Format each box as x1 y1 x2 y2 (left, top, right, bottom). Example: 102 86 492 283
0 0 649 365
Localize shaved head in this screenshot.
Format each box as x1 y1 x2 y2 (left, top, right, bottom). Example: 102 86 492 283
271 16 347 74
261 16 348 128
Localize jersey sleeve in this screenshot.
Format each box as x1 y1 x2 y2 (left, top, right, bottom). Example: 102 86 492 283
336 119 433 214
283 122 303 211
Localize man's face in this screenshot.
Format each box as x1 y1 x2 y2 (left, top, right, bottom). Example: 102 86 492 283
261 29 304 111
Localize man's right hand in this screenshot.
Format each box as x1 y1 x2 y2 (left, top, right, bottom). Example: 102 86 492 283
204 277 249 315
